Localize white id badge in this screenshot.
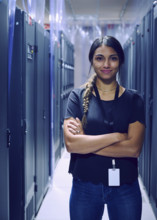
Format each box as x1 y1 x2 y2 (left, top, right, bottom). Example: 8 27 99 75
108 168 120 186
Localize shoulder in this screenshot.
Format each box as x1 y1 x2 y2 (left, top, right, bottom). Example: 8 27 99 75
68 86 85 101
125 88 143 100
124 88 145 107
71 86 86 96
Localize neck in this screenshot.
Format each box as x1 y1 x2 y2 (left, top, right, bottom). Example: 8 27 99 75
96 80 118 92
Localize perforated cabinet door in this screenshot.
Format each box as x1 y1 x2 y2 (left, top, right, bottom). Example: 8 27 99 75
150 6 157 217
143 9 153 194
34 22 45 213
9 8 24 220
0 1 9 219
22 11 36 220
43 30 50 195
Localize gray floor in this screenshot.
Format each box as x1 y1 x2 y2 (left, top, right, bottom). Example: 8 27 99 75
35 150 156 220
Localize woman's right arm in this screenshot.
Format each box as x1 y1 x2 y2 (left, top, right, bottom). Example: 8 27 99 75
64 117 127 154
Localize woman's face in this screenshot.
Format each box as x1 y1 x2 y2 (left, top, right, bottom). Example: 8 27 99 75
92 45 120 82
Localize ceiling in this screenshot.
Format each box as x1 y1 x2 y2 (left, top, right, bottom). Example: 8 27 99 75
65 0 154 25
16 0 154 26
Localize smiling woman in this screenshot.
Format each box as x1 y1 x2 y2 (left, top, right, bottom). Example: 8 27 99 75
92 45 120 83
64 36 145 220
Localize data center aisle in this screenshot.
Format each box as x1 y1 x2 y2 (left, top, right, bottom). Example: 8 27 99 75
35 150 156 220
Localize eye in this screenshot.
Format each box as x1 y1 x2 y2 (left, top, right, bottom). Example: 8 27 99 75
111 56 118 61
95 56 103 61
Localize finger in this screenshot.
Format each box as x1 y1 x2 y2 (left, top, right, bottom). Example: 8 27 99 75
76 117 81 124
76 118 83 128
69 119 79 127
76 117 83 129
67 123 78 130
68 128 76 135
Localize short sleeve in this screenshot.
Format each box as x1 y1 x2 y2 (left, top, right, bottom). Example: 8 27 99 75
129 93 145 125
64 88 83 120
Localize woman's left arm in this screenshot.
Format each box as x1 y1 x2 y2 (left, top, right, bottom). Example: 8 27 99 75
94 121 145 158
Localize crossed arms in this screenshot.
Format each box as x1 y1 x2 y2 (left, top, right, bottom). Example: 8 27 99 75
63 117 145 158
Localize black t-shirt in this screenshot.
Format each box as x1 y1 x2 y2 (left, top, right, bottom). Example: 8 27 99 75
64 87 145 185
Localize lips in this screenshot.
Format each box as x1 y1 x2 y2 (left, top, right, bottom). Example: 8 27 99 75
101 70 112 74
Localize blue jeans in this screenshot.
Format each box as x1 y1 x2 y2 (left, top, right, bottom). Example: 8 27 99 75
70 178 142 220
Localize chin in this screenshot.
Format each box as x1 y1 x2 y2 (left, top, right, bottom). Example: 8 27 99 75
99 75 116 82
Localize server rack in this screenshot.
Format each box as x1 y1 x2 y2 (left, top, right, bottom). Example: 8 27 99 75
142 9 153 194
120 5 157 218
136 22 145 186
43 29 51 194
0 1 9 220
9 7 51 220
9 8 23 220
60 31 74 149
132 9 154 198
131 27 138 90
120 35 132 88
9 8 36 220
53 41 62 164
135 26 142 93
34 23 50 213
137 18 146 185
52 31 74 166
150 4 157 216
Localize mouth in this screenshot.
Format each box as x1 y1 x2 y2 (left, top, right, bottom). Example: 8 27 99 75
101 70 112 74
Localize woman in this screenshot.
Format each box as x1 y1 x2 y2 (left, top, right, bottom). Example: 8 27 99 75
64 36 145 220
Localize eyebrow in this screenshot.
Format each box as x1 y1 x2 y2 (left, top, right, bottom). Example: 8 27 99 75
95 54 118 57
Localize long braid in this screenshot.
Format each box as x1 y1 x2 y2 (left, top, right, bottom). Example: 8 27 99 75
82 73 97 128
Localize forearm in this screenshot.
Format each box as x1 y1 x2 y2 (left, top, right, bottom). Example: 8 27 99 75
64 132 125 154
94 138 142 158
94 121 145 158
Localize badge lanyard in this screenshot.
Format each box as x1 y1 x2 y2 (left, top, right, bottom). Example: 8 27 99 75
93 83 119 132
93 83 120 186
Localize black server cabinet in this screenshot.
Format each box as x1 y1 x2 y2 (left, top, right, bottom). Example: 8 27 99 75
35 23 45 213
0 1 9 220
60 31 74 150
43 29 50 194
150 4 157 217
138 10 153 197
120 6 156 218
9 8 36 220
120 40 130 88
34 23 50 213
52 31 74 166
138 17 147 185
142 10 153 195
136 25 142 93
131 28 138 90
137 22 145 181
53 41 62 164
9 8 23 220
23 10 36 220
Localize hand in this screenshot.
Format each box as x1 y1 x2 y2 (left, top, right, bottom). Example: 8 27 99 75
67 117 84 135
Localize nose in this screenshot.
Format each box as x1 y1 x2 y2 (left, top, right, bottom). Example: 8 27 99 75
103 59 110 68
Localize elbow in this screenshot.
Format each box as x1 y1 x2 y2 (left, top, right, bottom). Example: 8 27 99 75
135 148 142 158
64 131 74 153
132 151 140 158
130 146 142 158
64 136 77 153
65 137 87 154
65 138 73 153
